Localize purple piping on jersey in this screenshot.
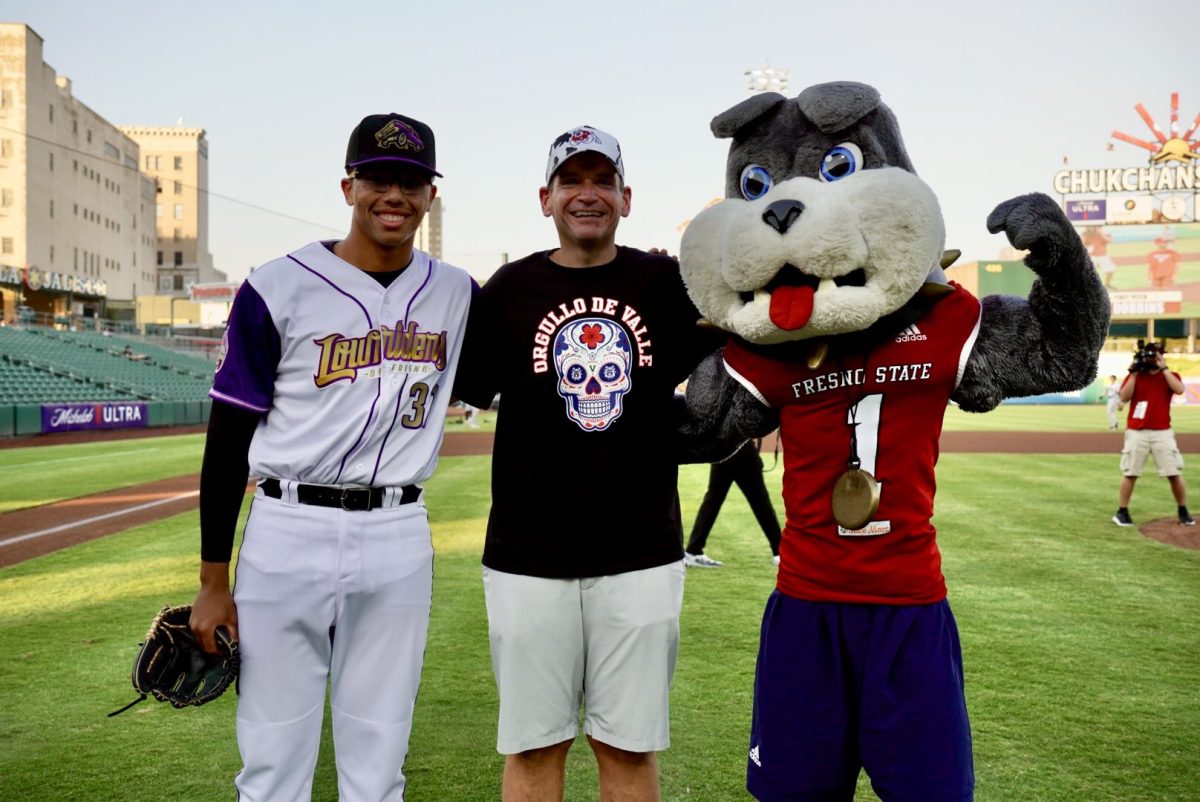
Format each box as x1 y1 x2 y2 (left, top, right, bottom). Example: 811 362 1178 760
370 260 436 483
287 253 375 328
208 389 270 414
370 374 411 486
287 251 382 484
336 383 382 484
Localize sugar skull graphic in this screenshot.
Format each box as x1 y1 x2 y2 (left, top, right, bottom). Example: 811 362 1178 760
553 318 633 431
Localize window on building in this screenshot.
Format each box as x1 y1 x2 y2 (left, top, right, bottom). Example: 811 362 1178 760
73 203 78 215
1 189 11 207
174 251 183 266
49 152 54 171
174 181 182 194
86 130 92 143
173 227 181 241
49 200 54 218
174 204 184 219
50 245 54 263
157 251 163 266
72 119 77 134
0 88 7 108
173 274 184 290
73 159 78 172
49 104 54 123
2 238 12 254
156 204 162 219
0 139 10 158
74 248 78 269
174 156 183 170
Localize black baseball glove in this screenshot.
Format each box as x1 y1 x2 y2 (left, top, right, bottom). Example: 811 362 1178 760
108 603 239 716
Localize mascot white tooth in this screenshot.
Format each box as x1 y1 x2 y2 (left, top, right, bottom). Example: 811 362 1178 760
676 82 1110 802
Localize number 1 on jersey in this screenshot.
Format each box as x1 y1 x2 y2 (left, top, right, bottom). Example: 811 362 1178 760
848 394 883 476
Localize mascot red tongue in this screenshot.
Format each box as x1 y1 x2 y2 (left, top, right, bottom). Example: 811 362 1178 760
768 285 814 330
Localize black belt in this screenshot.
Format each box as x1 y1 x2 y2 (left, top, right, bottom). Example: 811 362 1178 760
260 478 420 511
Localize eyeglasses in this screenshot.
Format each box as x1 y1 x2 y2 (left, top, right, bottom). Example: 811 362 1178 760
353 173 431 194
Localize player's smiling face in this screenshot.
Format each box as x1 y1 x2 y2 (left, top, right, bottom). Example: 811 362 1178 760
540 152 631 252
341 166 437 252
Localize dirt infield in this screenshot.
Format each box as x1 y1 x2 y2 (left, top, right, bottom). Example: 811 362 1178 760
2 428 1198 567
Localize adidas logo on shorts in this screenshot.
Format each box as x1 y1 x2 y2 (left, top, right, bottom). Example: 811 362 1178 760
749 744 762 767
894 324 927 343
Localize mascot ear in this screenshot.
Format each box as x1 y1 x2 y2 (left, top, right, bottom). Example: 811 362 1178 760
711 92 787 139
795 81 881 133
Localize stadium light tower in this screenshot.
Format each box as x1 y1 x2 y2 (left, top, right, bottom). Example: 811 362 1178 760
745 64 790 95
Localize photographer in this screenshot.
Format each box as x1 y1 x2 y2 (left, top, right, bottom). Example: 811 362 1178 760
1113 341 1194 527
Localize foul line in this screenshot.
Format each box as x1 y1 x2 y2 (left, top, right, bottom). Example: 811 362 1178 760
0 491 199 548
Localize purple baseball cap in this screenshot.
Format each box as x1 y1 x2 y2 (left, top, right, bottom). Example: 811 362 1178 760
345 113 442 177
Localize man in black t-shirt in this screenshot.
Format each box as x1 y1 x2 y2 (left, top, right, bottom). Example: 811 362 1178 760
456 126 716 800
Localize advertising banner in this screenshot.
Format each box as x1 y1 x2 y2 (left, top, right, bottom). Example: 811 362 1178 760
41 402 149 433
1106 195 1154 224
1066 199 1106 222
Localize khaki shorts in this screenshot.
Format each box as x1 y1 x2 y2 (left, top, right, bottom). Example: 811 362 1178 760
1121 428 1184 478
482 562 685 755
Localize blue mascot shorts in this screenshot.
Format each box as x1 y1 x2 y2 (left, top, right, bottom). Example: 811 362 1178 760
747 592 974 802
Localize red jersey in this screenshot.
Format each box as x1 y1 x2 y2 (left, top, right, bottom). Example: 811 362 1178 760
1121 370 1178 430
1146 248 1179 283
723 284 981 604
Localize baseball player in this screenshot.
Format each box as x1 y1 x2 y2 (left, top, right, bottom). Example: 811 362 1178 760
455 126 720 800
189 113 473 802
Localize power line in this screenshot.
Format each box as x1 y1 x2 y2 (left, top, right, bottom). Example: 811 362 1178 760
0 124 343 234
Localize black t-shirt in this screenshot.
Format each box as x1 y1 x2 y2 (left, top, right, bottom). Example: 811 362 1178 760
457 246 717 578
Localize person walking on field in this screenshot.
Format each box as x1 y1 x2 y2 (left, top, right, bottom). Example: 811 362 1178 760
1104 374 1122 431
1113 343 1194 528
684 437 782 568
189 112 473 801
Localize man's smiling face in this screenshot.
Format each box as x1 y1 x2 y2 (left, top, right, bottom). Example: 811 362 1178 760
540 151 631 253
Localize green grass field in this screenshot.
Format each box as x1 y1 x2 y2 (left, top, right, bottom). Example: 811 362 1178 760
1 410 1199 800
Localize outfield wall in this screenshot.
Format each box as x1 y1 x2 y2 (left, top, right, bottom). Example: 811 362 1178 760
0 399 210 437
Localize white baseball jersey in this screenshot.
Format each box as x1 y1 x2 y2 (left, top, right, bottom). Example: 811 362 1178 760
211 240 472 487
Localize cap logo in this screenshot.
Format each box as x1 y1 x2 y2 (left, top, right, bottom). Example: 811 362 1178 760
570 128 598 145
375 119 424 152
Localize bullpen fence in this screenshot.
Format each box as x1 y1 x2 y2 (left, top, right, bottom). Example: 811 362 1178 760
0 399 210 437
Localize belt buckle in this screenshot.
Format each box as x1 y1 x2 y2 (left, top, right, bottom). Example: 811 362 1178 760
340 485 372 511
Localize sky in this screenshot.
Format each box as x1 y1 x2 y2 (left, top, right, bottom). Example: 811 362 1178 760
5 0 1198 283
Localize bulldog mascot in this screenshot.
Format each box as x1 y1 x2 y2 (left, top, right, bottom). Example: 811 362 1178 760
677 82 1110 801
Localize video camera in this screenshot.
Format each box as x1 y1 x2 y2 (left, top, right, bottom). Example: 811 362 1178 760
1130 339 1165 373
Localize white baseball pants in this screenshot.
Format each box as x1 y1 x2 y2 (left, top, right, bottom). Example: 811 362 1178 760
232 493 433 801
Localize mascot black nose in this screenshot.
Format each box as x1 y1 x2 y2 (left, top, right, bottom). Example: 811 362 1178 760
762 200 805 235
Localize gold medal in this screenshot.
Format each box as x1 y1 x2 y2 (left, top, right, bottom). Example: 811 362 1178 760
831 468 880 530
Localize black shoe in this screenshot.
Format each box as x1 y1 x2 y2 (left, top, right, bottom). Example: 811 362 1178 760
1113 509 1134 527
1179 507 1196 526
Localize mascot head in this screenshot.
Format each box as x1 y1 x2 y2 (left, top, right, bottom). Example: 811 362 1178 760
680 81 949 346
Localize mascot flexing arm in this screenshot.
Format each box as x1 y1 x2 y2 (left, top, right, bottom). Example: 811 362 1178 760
678 82 1109 802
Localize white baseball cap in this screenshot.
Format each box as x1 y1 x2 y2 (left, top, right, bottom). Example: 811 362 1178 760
545 125 625 184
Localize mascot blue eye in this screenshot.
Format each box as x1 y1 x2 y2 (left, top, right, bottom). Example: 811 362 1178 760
739 164 773 200
819 143 864 182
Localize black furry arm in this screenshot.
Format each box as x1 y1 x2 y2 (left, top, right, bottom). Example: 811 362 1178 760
952 193 1111 412
675 348 780 463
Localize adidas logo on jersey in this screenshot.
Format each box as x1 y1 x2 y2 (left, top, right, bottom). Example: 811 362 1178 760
894 324 927 343
749 745 762 767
